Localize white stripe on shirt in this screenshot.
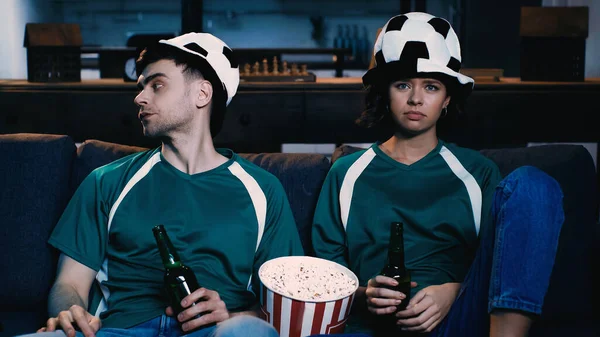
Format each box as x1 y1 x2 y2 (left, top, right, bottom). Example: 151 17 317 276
439 146 483 236
339 148 376 230
228 161 267 292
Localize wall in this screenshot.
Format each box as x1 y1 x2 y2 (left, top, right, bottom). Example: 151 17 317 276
0 0 63 79
61 0 180 47
58 0 458 49
21 0 460 78
1 0 598 79
203 0 460 48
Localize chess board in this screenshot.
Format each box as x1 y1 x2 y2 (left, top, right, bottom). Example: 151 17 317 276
239 57 317 82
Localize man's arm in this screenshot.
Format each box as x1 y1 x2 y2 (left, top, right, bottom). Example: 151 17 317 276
48 254 96 316
41 254 100 337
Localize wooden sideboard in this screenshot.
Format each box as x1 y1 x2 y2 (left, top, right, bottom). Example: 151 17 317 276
1 77 599 153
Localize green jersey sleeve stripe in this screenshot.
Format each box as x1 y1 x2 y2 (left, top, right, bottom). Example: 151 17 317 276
107 152 161 231
439 146 483 236
339 148 376 230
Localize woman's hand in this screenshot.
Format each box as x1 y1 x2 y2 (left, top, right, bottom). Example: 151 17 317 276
365 275 418 315
395 282 461 332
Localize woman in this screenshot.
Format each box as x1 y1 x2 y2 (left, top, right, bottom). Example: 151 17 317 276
312 12 564 337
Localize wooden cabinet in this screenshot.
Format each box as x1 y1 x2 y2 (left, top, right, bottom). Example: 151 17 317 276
1 78 599 153
215 91 305 152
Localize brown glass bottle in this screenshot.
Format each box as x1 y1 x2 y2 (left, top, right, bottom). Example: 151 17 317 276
373 222 412 336
380 222 411 311
152 225 201 321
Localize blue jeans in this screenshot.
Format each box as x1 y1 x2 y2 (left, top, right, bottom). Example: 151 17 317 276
16 314 278 337
321 166 564 337
433 166 564 337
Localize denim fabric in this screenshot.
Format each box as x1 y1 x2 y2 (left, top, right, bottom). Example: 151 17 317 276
433 166 564 337
15 315 278 337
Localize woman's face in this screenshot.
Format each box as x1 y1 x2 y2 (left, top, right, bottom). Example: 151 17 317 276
388 77 451 137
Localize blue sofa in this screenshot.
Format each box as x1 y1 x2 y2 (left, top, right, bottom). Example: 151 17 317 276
0 133 598 337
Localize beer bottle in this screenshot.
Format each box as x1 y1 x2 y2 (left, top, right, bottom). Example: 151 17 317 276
380 222 411 311
152 225 201 320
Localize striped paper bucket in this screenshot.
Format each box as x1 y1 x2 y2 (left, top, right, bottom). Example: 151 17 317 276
258 256 359 337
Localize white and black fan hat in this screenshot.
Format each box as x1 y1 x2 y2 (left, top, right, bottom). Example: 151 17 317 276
363 12 474 100
159 33 239 106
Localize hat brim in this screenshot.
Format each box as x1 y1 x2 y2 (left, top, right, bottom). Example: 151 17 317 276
362 59 474 101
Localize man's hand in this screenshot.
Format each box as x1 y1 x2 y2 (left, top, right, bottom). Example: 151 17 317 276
395 282 461 333
165 287 230 332
37 304 101 337
365 275 418 316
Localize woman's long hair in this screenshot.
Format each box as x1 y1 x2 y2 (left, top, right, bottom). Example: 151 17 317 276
355 78 466 141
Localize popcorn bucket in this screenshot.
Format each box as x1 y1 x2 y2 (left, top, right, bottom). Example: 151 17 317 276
258 256 359 337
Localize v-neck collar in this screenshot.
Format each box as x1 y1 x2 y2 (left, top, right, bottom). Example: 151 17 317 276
158 148 236 179
371 140 443 170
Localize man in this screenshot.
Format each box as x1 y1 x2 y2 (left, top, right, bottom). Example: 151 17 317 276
22 32 303 337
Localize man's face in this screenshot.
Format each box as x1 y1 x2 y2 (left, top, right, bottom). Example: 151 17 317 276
134 59 196 138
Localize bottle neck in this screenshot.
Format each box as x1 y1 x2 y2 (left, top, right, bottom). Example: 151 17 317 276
153 227 182 269
387 222 405 268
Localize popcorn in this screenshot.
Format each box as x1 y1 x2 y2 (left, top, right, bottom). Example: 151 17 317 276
259 256 359 336
259 259 357 301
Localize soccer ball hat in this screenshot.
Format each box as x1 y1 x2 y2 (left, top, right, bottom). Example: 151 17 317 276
160 33 240 106
363 12 474 100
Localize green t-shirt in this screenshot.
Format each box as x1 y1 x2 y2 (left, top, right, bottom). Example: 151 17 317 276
313 140 502 293
49 148 304 328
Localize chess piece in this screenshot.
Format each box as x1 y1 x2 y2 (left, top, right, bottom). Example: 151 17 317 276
282 61 289 76
300 64 308 76
272 56 279 75
252 62 260 75
291 63 299 76
262 58 269 75
243 63 251 76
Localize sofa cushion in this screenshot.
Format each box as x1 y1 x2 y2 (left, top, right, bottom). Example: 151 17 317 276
332 144 599 333
74 139 330 255
239 153 330 255
72 139 149 189
0 133 76 332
